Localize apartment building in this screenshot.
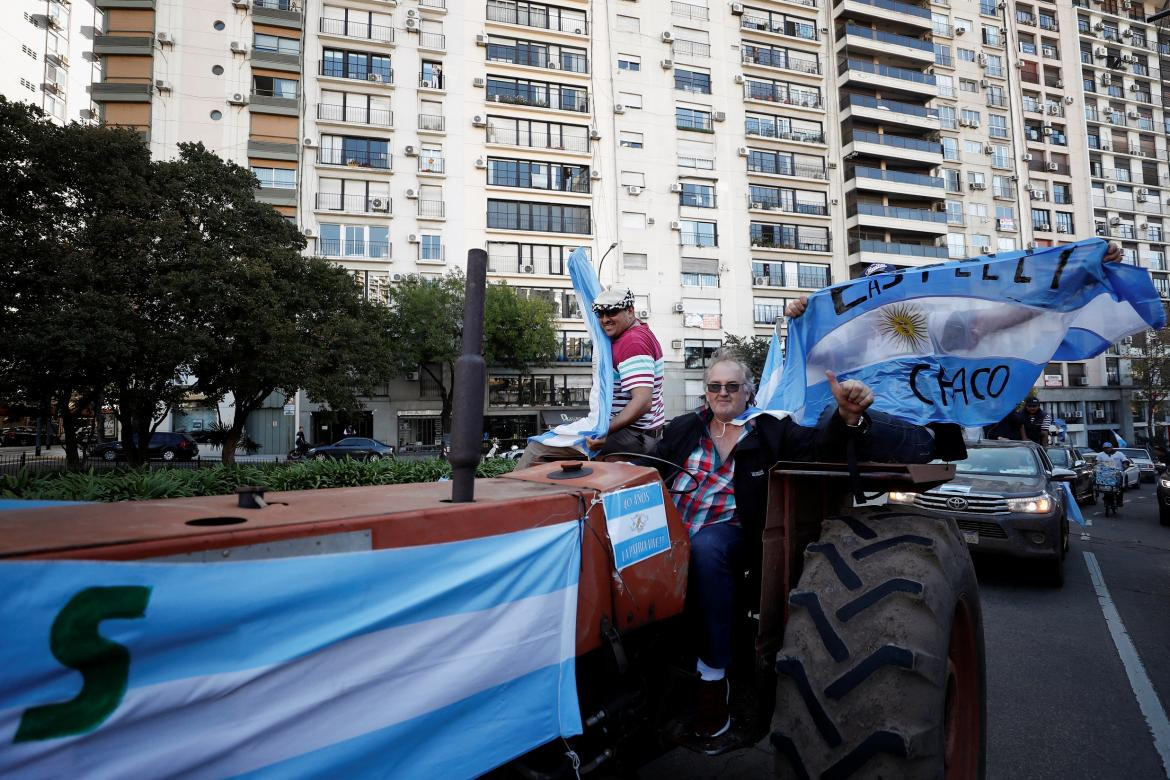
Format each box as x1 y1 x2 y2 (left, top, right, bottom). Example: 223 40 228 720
9 0 1169 449
3 0 99 126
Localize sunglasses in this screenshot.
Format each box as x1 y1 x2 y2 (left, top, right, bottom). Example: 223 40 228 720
706 382 743 394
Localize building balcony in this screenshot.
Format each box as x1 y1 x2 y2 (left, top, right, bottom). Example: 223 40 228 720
840 93 938 130
839 24 935 64
92 35 154 56
847 202 948 234
485 89 588 113
837 58 937 98
253 0 303 29
842 129 942 165
318 149 392 170
418 156 445 175
248 139 300 161
849 164 945 198
315 193 391 214
319 238 391 260
486 125 590 153
485 3 588 36
251 50 301 71
744 121 825 145
741 49 820 76
834 0 933 31
748 199 829 217
90 80 153 102
319 17 395 46
319 65 394 86
418 199 446 219
743 82 823 110
419 32 447 51
255 186 297 207
418 113 445 132
848 238 948 265
317 103 394 128
249 92 299 116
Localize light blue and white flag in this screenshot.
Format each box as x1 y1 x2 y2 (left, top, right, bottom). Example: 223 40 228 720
529 247 612 453
762 239 1165 426
1111 429 1128 447
0 522 583 779
753 328 785 409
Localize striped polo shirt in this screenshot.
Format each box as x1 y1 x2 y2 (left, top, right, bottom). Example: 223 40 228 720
610 321 665 430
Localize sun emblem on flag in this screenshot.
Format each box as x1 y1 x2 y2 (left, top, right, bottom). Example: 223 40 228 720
630 513 647 533
878 303 929 351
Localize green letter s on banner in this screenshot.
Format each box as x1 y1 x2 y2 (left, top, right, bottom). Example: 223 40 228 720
15 586 151 742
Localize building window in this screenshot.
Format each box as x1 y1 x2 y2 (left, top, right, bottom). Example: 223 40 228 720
420 234 443 261
252 166 296 188
679 219 717 247
681 272 719 287
674 68 712 94
619 131 643 148
617 54 640 71
322 48 392 81
486 200 591 234
252 75 298 98
684 339 721 369
254 33 300 54
681 181 716 208
487 241 581 274
487 158 591 193
676 106 714 132
319 223 390 258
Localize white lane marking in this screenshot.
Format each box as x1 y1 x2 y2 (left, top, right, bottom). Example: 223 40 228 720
1083 551 1170 779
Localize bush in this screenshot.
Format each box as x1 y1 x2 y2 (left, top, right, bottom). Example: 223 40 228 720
0 458 517 502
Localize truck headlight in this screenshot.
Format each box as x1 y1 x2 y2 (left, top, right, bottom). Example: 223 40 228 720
1006 494 1052 514
1160 478 1170 489
888 491 917 504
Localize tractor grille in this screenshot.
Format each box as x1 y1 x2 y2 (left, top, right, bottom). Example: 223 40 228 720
954 518 1009 539
914 492 1009 514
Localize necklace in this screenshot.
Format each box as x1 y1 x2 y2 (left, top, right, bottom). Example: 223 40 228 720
712 420 729 439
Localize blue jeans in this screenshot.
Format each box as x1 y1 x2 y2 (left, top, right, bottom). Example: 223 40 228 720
689 522 744 670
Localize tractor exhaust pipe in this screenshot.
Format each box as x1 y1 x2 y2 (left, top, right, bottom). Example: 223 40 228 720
449 248 488 503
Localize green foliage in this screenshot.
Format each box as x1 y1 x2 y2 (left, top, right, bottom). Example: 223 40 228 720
721 333 774 385
0 458 518 502
483 282 559 370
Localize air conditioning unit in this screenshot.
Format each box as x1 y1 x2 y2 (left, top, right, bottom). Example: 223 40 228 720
955 26 965 35
408 234 420 243
977 53 987 66
157 32 175 46
1057 225 1070 233
405 188 418 198
984 144 994 154
1047 105 1062 115
1139 222 1150 231
637 309 650 319
661 31 674 42
546 61 559 70
1107 184 1118 193
731 2 745 14
1137 193 1149 202
979 79 989 88
660 58 673 69
406 8 418 17
404 145 417 156
1094 21 1105 32
736 146 749 157
1042 125 1053 135
370 198 389 212
734 74 745 84
231 0 249 7
672 302 685 313
472 77 485 87
754 276 768 285
303 228 316 237
751 202 764 209
1076 377 1090 386
614 104 626 114
79 108 96 120
669 220 681 230
303 137 317 147
369 73 388 84
1101 142 1112 151
1101 73 1112 85
521 264 535 273
1129 146 1142 155
1022 153 1033 161
669 183 682 193
1139 188 1150 196
713 111 726 122
970 181 986 190
420 80 436 89
1065 96 1075 104
472 115 487 127
405 370 420 381
626 185 642 195
1094 410 1106 420
230 41 247 54
228 93 248 105
1046 162 1059 171
154 79 172 92
475 33 488 46
1070 409 1083 418
1128 109 1140 118
1095 46 1108 58
589 170 602 180
1030 191 1045 200
1055 79 1064 88
1122 53 1135 63
1109 216 1122 225
475 158 487 169
393 274 407 284
979 245 992 254
959 118 973 127
405 18 419 30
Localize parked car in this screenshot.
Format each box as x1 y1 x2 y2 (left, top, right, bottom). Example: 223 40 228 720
305 437 396 461
888 440 1073 585
1 427 60 447
88 432 200 462
1117 447 1162 483
1046 445 1096 504
1157 474 1170 526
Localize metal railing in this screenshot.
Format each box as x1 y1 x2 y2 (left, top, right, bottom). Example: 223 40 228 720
676 113 714 132
743 49 820 75
418 199 445 218
486 126 589 152
318 149 392 169
744 81 822 109
852 165 944 188
485 3 588 35
320 64 394 84
315 193 391 213
680 231 717 247
319 238 391 258
671 0 709 20
747 160 828 180
671 39 711 58
319 17 394 43
842 93 937 119
317 103 393 126
844 24 932 53
485 85 588 113
749 230 830 252
750 197 827 216
841 58 935 86
419 74 445 89
418 157 445 174
744 121 824 144
419 31 446 50
418 113 445 131
848 239 948 258
850 202 947 223
848 129 940 154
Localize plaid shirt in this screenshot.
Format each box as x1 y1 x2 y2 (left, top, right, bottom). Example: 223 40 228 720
671 419 752 537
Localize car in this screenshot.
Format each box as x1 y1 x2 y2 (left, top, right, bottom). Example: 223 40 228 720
1 427 60 447
1116 447 1162 483
88 432 201 462
305 437 396 462
1046 444 1096 504
888 440 1073 585
1157 474 1170 526
1083 449 1141 489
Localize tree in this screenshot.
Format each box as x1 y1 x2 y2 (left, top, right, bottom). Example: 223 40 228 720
1125 324 1170 448
384 274 558 430
721 333 773 385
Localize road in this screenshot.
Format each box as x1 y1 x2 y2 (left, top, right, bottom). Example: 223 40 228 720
641 486 1170 779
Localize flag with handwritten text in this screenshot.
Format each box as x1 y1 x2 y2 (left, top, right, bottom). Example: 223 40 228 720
765 239 1166 426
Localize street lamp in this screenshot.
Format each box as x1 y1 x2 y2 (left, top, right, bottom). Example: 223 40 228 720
595 241 619 279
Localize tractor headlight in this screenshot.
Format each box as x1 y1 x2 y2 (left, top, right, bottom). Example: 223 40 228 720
1006 494 1052 514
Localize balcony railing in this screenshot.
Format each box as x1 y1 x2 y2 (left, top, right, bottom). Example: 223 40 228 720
850 0 930 18
754 304 785 324
320 64 394 84
418 113 445 131
317 103 393 126
319 149 392 169
485 3 588 35
319 17 395 44
742 50 820 75
847 129 940 154
844 24 933 54
671 39 711 58
319 238 390 258
840 58 935 86
680 231 717 247
419 244 447 262
315 193 391 213
671 0 709 20
744 121 825 144
486 86 588 113
419 31 446 50
486 126 589 152
418 157 445 174
852 165 944 189
848 239 948 258
418 199 445 218
747 161 828 180
749 197 827 216
744 82 822 109
749 231 830 252
841 93 937 119
676 114 714 132
420 0 446 7
850 202 947 223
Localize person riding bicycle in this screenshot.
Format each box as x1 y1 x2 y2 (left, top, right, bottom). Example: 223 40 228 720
1095 442 1129 507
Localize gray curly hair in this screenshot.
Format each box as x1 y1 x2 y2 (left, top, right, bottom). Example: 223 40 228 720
703 349 757 403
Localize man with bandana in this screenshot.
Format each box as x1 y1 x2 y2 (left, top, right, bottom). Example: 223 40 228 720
516 285 665 468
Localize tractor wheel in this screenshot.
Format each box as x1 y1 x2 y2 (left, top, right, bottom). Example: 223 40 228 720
771 508 986 780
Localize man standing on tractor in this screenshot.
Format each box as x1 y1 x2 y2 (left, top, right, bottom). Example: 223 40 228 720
647 351 940 741
517 285 665 468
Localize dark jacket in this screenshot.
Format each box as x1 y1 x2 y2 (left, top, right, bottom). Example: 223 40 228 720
648 407 937 539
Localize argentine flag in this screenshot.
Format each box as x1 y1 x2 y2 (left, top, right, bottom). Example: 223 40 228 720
528 247 613 453
0 522 583 778
764 239 1166 426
